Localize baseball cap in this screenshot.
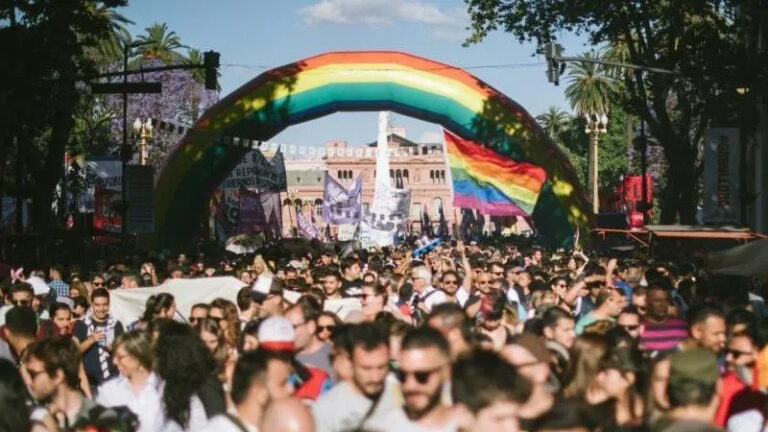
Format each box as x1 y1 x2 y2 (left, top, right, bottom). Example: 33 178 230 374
257 317 296 352
668 347 719 387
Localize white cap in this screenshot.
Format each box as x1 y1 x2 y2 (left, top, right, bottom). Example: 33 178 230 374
257 316 296 351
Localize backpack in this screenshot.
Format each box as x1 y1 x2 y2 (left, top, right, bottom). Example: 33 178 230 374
68 404 138 432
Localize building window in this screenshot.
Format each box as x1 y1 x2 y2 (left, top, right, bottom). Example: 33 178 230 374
430 170 435 183
395 169 403 188
403 169 409 184
422 147 428 155
314 199 323 218
337 170 342 179
348 170 353 179
440 170 446 184
433 197 442 215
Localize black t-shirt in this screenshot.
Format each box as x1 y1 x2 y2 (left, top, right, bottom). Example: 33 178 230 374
73 318 124 386
341 278 363 297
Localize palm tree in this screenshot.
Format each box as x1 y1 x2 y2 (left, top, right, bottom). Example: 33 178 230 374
564 51 615 213
85 5 133 68
185 48 205 84
135 22 186 64
536 106 571 140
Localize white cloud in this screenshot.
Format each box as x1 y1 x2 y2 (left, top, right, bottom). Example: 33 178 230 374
299 0 469 39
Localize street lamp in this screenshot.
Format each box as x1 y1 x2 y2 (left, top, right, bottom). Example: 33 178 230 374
133 118 153 166
584 113 608 214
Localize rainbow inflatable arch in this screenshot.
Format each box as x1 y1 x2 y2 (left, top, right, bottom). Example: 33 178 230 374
156 51 591 249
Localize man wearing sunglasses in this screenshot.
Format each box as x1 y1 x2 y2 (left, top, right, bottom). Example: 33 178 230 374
313 323 395 432
714 329 766 429
287 297 334 379
0 282 34 327
370 327 456 432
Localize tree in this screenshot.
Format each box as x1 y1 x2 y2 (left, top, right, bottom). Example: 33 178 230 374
0 0 128 231
135 22 186 65
464 0 765 224
185 48 205 84
536 106 570 139
563 51 614 213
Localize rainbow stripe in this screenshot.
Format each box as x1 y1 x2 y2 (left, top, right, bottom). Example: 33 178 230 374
444 129 546 216
156 51 590 248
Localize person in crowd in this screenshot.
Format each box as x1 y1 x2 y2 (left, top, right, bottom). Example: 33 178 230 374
361 282 388 322
639 284 688 352
541 306 576 349
451 349 532 432
714 329 766 431
316 312 340 344
313 322 395 432
286 296 334 378
23 336 124 430
5 307 39 362
340 258 363 297
48 267 69 299
258 316 332 402
200 349 295 432
72 297 89 320
426 303 473 360
617 305 642 341
369 327 455 432
155 321 225 427
439 270 468 307
263 398 316 432
131 293 176 331
409 265 446 318
500 333 555 426
209 298 241 349
652 348 724 432
73 288 124 388
0 282 34 326
237 286 260 325
239 320 262 354
564 333 608 399
575 287 624 334
477 294 513 351
0 357 51 432
189 303 210 326
196 318 232 383
684 305 727 354
587 347 646 429
120 273 140 289
319 271 344 300
68 281 88 301
48 302 73 336
97 330 165 432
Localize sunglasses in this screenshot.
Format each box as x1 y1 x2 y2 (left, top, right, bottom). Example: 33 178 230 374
726 348 754 359
394 366 442 385
620 324 639 331
442 279 458 285
93 282 104 287
317 325 336 333
478 281 490 285
13 299 31 307
361 293 379 300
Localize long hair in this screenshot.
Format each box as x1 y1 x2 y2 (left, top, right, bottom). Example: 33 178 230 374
140 293 175 323
196 318 229 375
155 321 217 428
210 298 239 348
0 359 31 432
563 333 608 398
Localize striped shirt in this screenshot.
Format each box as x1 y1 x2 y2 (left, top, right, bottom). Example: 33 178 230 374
640 317 688 352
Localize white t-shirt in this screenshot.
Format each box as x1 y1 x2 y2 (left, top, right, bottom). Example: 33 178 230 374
312 378 400 432
367 408 458 432
97 373 165 432
196 414 258 432
410 286 447 313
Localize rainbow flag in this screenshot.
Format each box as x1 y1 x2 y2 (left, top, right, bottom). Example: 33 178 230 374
444 129 547 216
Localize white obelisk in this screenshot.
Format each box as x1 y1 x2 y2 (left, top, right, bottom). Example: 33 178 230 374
371 111 391 215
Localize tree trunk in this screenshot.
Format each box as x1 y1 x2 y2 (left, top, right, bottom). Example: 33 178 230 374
659 142 698 224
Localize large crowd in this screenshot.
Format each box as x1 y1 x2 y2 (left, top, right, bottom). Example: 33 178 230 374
0 239 766 432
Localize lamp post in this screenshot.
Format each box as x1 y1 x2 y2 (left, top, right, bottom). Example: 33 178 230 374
133 118 153 166
584 113 608 214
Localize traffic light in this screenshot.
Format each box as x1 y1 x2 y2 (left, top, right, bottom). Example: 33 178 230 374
203 51 220 90
545 42 564 86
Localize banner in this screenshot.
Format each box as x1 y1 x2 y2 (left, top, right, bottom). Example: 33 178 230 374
337 224 358 241
93 185 122 233
238 187 267 232
297 211 319 239
361 189 411 248
322 173 362 224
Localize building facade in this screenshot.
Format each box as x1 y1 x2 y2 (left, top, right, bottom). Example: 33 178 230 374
280 129 456 232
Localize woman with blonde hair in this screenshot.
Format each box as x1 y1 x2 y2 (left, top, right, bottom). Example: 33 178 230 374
208 298 239 349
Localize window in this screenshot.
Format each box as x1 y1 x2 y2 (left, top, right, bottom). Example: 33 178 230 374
403 169 409 184
348 170 353 179
337 170 342 179
430 170 435 183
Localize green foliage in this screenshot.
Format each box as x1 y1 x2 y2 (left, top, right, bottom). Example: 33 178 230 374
464 0 767 223
564 51 615 116
135 22 186 65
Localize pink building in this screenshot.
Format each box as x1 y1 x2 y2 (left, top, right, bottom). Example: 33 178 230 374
281 130 455 233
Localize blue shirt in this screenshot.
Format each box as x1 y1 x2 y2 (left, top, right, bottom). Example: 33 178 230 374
49 280 69 298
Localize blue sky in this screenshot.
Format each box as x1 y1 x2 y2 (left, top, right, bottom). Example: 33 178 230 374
120 0 591 147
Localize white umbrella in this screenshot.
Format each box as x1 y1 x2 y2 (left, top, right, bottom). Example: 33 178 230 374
225 233 264 255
